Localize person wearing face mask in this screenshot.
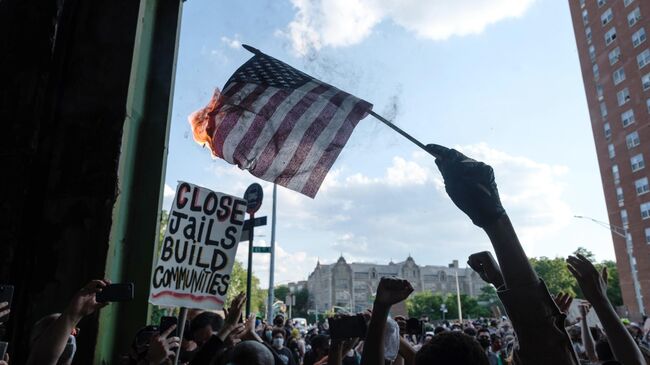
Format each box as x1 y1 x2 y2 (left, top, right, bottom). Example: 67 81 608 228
263 326 274 344
477 328 500 365
272 329 297 365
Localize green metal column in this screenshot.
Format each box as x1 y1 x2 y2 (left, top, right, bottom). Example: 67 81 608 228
95 0 183 363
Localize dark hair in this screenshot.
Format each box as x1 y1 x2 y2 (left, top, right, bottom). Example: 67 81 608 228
272 328 285 338
415 332 489 365
232 340 275 365
433 326 446 335
310 334 330 350
191 311 224 333
477 328 490 337
596 338 615 361
464 327 477 337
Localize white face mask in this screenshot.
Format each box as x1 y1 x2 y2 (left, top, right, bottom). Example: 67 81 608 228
273 337 284 349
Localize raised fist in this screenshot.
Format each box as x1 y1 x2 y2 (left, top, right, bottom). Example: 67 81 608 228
375 277 414 306
426 144 506 228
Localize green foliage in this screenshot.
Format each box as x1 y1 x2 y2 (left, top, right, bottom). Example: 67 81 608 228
407 292 490 320
529 256 577 296
228 260 266 315
528 248 623 306
274 285 290 304
293 288 309 318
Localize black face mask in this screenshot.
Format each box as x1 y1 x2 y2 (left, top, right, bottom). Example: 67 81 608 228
478 338 491 349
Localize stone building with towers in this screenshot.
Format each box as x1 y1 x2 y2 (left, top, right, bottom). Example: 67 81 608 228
306 256 488 313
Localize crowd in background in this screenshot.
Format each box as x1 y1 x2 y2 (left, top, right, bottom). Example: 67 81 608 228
3 145 650 364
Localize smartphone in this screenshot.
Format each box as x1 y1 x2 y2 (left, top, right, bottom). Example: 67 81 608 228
0 285 13 323
0 341 7 361
407 318 423 335
328 314 367 340
96 283 134 302
159 316 178 337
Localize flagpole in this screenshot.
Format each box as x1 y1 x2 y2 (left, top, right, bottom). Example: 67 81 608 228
368 110 439 158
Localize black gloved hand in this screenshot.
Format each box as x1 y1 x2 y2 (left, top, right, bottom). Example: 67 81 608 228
426 144 506 228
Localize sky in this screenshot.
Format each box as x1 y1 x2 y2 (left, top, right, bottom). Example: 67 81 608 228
163 0 616 289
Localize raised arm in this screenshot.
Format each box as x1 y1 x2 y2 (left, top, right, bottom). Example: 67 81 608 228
427 144 578 365
27 280 109 365
578 303 597 363
360 277 413 365
567 254 646 365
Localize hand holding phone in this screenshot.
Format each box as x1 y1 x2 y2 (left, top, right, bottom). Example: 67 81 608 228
0 285 13 323
159 316 178 338
328 314 367 340
96 283 134 303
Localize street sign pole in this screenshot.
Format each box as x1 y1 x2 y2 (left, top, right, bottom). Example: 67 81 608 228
243 183 264 318
267 183 277 322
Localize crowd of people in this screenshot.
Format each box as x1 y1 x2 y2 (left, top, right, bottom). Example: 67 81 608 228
3 145 650 364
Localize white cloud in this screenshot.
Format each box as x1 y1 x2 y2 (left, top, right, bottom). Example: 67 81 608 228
280 0 536 55
196 143 575 285
164 184 175 198
221 34 242 49
277 143 571 261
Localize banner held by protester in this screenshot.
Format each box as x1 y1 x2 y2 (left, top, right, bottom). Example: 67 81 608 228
149 181 247 310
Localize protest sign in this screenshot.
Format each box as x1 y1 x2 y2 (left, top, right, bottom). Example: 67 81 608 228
149 181 247 310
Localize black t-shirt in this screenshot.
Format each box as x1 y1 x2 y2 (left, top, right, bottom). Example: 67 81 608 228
275 347 297 365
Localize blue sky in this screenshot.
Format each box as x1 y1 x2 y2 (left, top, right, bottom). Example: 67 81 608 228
164 0 615 288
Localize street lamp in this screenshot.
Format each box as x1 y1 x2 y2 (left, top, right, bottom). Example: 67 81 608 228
574 215 645 316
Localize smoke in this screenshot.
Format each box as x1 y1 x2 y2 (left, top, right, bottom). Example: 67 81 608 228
380 85 402 124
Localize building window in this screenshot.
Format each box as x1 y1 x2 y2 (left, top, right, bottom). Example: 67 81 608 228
597 84 604 100
586 26 592 43
624 0 634 6
631 153 645 171
617 88 630 106
617 186 625 206
636 177 650 195
613 164 620 184
601 8 613 26
601 102 608 118
605 27 617 45
647 98 650 113
641 202 650 219
632 28 647 48
643 73 650 91
638 49 650 69
627 131 641 149
622 109 635 127
583 9 589 25
621 209 629 226
608 143 616 158
613 67 626 85
598 0 606 7
604 122 612 140
593 64 600 81
628 8 641 27
645 227 650 243
609 47 621 64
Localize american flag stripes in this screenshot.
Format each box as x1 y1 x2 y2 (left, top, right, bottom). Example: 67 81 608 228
190 45 373 198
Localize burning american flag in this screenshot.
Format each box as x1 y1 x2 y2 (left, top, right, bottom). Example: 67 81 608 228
190 45 373 198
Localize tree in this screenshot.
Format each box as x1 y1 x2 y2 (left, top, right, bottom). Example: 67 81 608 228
598 260 623 306
529 256 577 296
228 260 266 314
275 285 290 304
407 291 444 320
293 288 309 318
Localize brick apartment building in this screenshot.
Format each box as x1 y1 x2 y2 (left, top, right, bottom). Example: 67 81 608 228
568 0 650 319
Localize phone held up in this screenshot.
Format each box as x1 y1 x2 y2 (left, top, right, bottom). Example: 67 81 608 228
96 283 134 303
328 314 368 340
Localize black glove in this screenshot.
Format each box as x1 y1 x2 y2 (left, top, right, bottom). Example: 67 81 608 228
426 144 506 228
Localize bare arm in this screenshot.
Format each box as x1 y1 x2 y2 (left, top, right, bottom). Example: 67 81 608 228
579 304 597 363
360 277 413 365
398 337 416 365
27 280 109 365
568 254 646 365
